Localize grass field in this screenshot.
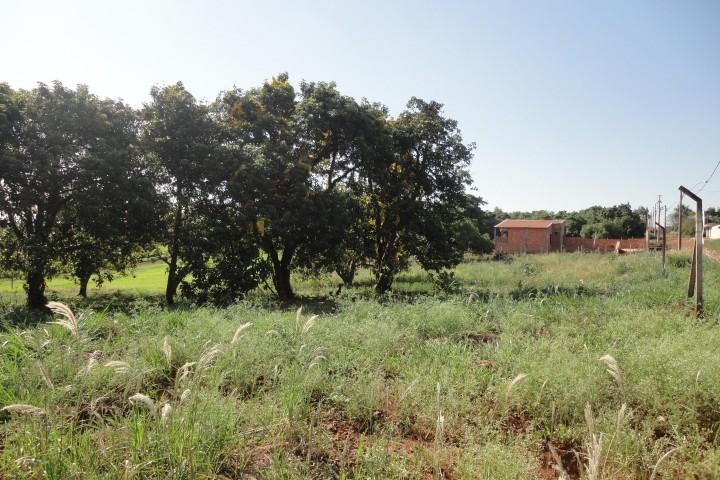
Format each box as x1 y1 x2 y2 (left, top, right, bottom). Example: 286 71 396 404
1 252 720 479
0 261 170 302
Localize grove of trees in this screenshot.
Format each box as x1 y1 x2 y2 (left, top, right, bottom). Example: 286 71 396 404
1 77 486 309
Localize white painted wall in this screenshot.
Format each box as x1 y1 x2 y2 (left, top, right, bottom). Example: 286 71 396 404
709 225 720 239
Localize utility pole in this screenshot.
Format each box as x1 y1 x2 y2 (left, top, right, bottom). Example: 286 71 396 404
679 186 703 318
652 203 657 239
678 191 683 250
656 222 666 276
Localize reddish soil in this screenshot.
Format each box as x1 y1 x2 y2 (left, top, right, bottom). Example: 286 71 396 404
537 440 581 480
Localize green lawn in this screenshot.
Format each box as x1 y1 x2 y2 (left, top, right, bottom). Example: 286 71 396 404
1 252 719 478
0 261 170 299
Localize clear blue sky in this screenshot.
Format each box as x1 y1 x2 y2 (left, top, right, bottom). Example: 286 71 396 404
3 0 719 212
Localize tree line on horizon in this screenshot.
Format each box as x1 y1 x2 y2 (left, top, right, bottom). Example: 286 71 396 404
490 204 647 238
0 76 496 310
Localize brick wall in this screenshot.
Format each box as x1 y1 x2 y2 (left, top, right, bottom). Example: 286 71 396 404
495 228 551 254
563 237 645 253
563 236 694 253
495 232 696 255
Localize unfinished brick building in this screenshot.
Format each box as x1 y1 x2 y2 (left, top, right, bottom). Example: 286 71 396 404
494 219 565 254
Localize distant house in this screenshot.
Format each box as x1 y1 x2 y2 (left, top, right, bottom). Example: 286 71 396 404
494 219 565 254
706 224 720 239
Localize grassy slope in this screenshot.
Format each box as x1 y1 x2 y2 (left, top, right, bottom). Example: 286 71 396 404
1 252 719 479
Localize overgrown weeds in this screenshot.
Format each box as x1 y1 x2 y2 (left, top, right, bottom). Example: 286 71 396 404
1 253 720 477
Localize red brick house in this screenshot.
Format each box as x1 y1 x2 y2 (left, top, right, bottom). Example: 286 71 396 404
494 219 565 254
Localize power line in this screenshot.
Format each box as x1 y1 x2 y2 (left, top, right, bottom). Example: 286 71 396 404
696 158 720 193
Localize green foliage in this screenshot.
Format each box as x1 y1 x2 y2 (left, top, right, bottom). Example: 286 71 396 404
455 219 494 254
1 75 484 304
142 82 225 305
0 82 159 308
670 204 696 235
428 270 460 294
454 194 495 254
219 74 330 300
667 253 692 268
360 98 474 292
58 99 161 296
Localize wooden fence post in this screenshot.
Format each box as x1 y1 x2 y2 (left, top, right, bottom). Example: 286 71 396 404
679 186 703 317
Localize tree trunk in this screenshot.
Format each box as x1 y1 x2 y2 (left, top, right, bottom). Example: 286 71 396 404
26 267 47 310
375 270 395 294
78 275 90 298
166 254 178 305
273 263 294 301
336 260 357 287
166 192 183 306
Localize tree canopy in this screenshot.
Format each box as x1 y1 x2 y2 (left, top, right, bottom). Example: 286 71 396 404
0 77 478 308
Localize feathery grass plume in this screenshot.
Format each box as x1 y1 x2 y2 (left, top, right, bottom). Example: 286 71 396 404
197 344 222 372
599 354 623 387
123 459 134 479
435 412 445 443
538 378 548 399
302 315 319 335
15 455 35 470
616 403 628 433
506 373 528 399
435 383 443 437
175 361 196 385
179 388 191 403
160 403 172 427
400 378 419 401
308 355 326 369
36 360 54 391
163 336 172 366
231 322 252 344
649 447 679 480
46 301 79 336
90 395 107 412
584 402 595 436
1 404 47 416
295 305 303 329
128 393 156 416
104 360 131 374
80 357 98 376
586 433 603 480
433 382 445 477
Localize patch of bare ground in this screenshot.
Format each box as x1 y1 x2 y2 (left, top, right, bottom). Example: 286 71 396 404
537 439 582 480
472 358 496 370
385 433 457 479
459 331 498 344
504 407 532 434
325 405 460 479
